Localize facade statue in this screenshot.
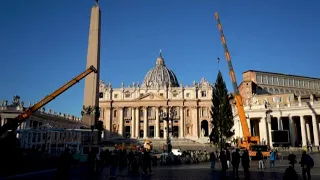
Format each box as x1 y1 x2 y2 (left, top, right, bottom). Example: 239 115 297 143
12 95 20 106
121 82 124 88
201 128 205 137
310 94 314 102
298 95 301 104
20 101 24 108
42 107 45 112
245 99 249 106
1 100 8 107
286 96 290 104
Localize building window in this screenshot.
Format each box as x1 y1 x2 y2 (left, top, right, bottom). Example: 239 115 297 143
262 76 267 84
147 107 155 117
256 75 262 84
284 78 288 86
202 107 207 117
99 92 104 98
186 93 190 98
114 94 118 98
268 76 273 85
280 89 284 94
305 81 309 88
201 91 207 97
140 93 144 97
186 109 190 117
294 79 298 87
279 78 284 86
273 77 278 85
113 110 117 118
310 82 314 89
173 93 178 97
160 93 163 96
139 109 143 118
124 108 130 117
125 93 131 98
289 79 293 86
275 89 279 94
315 82 319 89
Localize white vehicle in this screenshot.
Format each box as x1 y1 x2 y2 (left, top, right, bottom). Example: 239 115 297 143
171 149 182 156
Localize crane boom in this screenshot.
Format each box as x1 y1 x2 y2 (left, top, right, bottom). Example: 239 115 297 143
214 12 250 138
0 65 98 138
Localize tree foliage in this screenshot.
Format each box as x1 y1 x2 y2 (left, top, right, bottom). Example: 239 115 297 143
209 71 234 147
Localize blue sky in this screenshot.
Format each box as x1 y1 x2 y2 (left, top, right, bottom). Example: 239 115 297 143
0 0 319 117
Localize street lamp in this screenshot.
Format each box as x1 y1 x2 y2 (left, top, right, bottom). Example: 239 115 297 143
159 108 177 153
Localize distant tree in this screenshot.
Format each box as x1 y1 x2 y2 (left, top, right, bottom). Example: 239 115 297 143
209 71 234 149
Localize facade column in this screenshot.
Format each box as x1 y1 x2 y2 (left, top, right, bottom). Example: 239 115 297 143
266 113 273 148
300 116 307 147
105 107 111 138
306 122 311 143
192 107 198 138
259 117 268 144
119 107 124 137
288 116 296 147
311 115 319 146
143 107 148 139
155 107 160 138
131 107 135 138
277 117 282 130
164 107 168 139
180 106 184 138
135 108 139 138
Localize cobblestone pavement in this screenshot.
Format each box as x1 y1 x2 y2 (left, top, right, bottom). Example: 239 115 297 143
5 152 320 180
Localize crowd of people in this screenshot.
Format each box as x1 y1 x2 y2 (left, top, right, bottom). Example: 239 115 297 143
209 148 315 180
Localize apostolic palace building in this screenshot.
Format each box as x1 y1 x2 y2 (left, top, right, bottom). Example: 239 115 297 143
99 53 320 148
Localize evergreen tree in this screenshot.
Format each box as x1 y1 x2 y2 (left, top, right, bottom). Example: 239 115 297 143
209 71 234 148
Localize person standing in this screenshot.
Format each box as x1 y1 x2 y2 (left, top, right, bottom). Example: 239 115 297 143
210 151 216 169
232 149 241 179
269 149 276 168
299 151 314 180
288 152 297 168
256 150 264 170
226 149 231 168
242 150 250 180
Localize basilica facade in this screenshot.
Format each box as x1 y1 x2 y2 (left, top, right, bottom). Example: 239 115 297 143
99 53 213 140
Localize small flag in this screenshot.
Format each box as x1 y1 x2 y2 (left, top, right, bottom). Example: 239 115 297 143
217 58 220 63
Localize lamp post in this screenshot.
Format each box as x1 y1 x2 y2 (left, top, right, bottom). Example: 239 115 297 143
159 108 177 153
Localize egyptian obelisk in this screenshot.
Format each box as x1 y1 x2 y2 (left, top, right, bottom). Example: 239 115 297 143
82 0 101 127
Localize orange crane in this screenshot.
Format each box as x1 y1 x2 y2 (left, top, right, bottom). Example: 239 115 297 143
214 12 269 157
0 65 98 138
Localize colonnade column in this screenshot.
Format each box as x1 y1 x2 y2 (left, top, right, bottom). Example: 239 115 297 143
180 106 184 138
135 108 140 138
288 116 296 147
119 107 124 137
155 107 160 138
131 107 135 138
300 115 307 146
311 115 319 146
143 107 148 139
259 117 268 144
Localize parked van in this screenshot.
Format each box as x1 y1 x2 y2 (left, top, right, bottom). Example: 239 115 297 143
171 149 182 156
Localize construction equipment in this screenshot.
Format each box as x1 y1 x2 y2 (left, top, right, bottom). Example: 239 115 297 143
0 65 98 176
214 12 268 157
0 65 98 138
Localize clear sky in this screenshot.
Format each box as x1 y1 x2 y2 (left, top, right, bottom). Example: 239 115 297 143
0 0 319 117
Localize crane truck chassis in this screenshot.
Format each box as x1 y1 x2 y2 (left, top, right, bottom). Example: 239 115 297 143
214 13 270 157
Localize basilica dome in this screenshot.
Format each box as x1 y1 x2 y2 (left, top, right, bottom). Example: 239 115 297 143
142 53 179 88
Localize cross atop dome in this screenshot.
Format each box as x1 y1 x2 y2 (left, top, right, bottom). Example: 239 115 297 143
156 50 165 66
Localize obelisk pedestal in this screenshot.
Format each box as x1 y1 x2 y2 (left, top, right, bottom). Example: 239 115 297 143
81 3 101 128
